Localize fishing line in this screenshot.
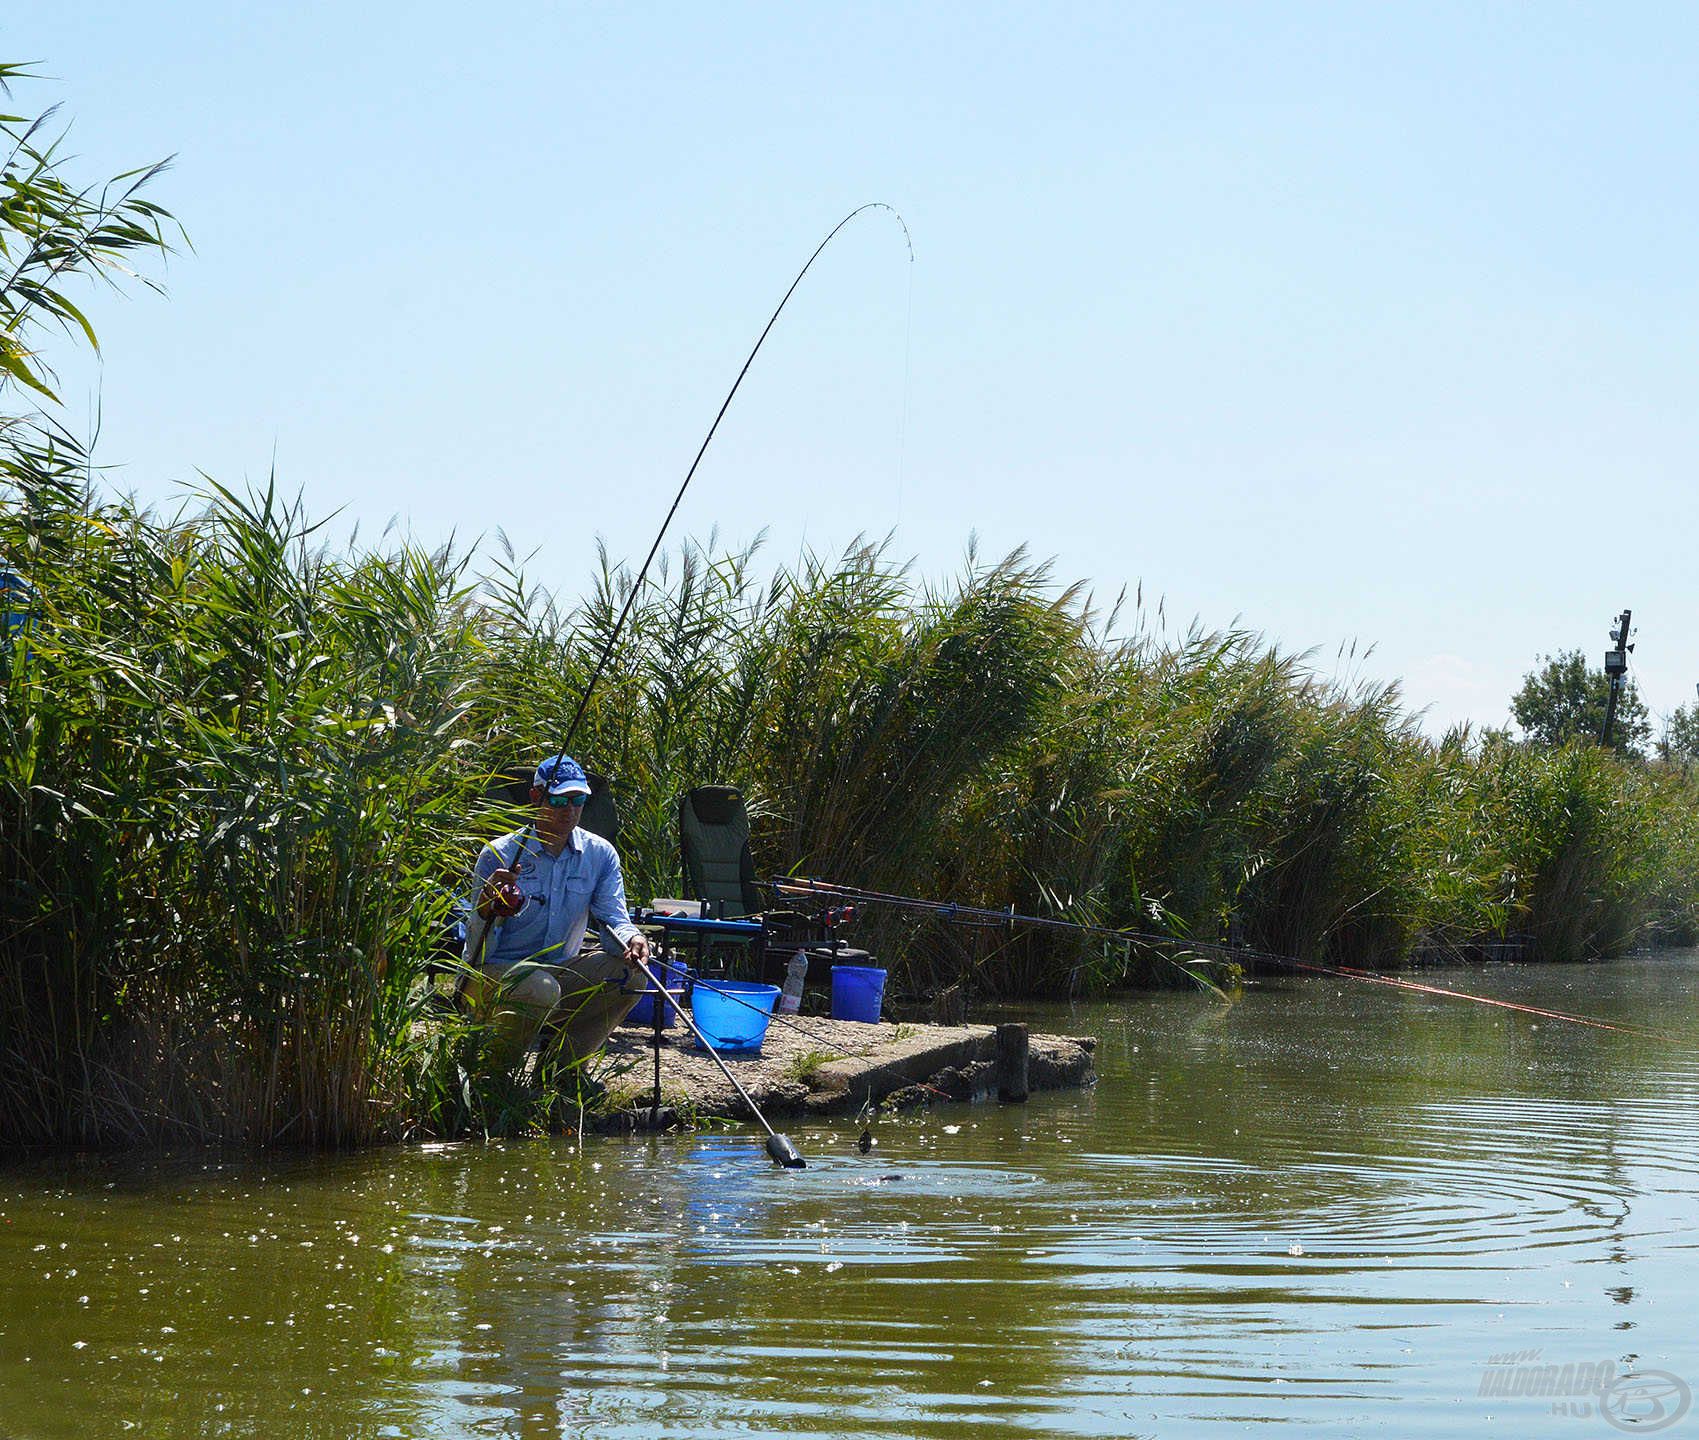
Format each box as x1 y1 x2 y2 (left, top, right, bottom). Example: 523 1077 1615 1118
895 241 914 530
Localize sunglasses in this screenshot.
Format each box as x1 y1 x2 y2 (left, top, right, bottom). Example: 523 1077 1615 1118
547 792 591 808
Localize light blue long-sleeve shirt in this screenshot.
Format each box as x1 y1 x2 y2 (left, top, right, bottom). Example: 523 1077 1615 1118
462 824 640 971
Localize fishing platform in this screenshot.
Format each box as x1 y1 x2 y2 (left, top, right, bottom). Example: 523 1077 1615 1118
592 1013 1096 1131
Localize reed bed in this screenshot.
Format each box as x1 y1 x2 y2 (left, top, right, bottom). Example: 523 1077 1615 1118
9 482 1695 1146
3 65 1696 1146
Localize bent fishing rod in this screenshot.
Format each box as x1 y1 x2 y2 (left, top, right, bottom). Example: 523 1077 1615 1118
465 203 913 972
771 877 1684 1045
554 200 913 757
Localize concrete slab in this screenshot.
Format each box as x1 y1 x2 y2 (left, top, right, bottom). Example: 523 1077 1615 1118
592 1011 1094 1128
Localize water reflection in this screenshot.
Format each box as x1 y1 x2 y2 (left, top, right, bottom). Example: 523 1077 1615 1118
2 953 1695 1437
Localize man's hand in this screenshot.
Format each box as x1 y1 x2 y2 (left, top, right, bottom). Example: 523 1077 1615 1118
623 932 651 965
478 867 525 920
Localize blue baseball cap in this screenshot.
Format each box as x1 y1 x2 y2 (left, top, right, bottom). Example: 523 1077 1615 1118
533 753 591 799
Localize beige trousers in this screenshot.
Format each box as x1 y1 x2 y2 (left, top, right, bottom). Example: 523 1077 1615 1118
465 963 562 1070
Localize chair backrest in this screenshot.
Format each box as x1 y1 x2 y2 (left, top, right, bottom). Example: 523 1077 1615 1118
679 785 760 918
484 760 533 806
483 760 620 844
579 772 619 844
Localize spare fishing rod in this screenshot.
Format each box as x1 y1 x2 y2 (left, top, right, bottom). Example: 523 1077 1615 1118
630 953 805 1169
771 876 1685 1044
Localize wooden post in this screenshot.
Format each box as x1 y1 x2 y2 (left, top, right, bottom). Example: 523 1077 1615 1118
996 1022 1029 1103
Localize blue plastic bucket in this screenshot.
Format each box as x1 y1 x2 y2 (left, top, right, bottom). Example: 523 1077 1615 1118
628 959 691 1029
690 980 780 1053
831 965 887 1023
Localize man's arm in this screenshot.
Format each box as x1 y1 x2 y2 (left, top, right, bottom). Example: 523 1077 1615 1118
590 843 648 960
461 841 519 965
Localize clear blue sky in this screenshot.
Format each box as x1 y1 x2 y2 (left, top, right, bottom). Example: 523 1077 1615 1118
9 3 1698 733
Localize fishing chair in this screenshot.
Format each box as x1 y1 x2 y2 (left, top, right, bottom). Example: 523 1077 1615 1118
676 785 770 977
679 785 761 920
676 785 832 978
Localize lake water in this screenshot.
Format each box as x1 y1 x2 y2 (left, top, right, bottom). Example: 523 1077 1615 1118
3 953 1696 1438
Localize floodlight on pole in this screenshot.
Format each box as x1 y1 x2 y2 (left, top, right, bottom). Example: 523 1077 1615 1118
1601 608 1633 747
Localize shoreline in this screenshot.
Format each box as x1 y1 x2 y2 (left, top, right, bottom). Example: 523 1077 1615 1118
588 1015 1097 1132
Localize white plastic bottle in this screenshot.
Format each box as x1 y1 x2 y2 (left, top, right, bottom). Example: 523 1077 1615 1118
778 952 808 1015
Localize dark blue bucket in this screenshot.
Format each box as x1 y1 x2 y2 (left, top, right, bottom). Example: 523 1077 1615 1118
629 960 691 1029
0 569 34 643
831 965 886 1023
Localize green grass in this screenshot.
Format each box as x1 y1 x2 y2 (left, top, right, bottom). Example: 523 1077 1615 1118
785 1049 841 1085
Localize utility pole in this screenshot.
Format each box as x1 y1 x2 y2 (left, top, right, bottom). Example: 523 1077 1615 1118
1601 608 1633 747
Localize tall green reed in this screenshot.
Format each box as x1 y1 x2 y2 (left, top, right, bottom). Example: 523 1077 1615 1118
0 473 484 1144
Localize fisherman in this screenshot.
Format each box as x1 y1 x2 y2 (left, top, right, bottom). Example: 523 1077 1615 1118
464 754 650 1067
